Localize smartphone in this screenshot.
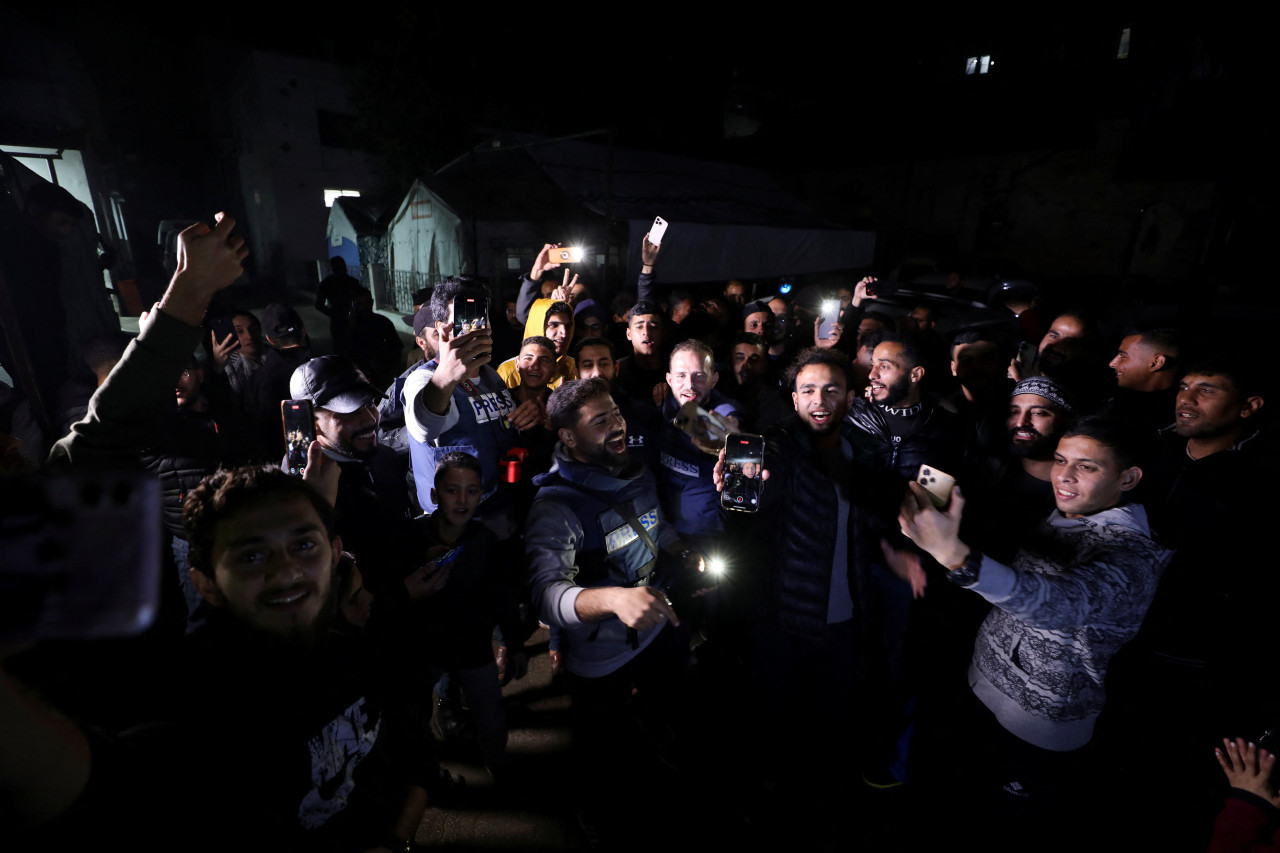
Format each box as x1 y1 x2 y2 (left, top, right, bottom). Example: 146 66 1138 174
721 433 765 512
207 313 238 350
1015 340 1037 368
916 464 956 509
550 247 583 264
435 545 463 568
0 472 161 643
452 294 489 337
865 277 900 298
818 299 842 341
649 216 668 245
282 399 315 476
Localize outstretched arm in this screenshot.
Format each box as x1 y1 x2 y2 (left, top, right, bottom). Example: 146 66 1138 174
636 232 660 304
48 214 248 468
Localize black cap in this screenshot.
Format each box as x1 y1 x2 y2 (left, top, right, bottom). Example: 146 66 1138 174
741 299 772 321
411 304 436 336
262 303 304 339
289 356 383 413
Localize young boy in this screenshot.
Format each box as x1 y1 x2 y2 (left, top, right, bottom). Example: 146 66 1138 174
497 302 577 390
416 452 529 778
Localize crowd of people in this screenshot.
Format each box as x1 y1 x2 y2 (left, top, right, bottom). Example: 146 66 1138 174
2 211 1278 852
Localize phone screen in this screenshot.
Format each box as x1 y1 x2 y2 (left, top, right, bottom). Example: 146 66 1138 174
452 295 489 337
721 433 765 513
282 399 315 476
818 299 842 342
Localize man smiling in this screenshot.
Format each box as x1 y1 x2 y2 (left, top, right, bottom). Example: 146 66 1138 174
899 415 1170 821
658 340 742 541
290 356 420 593
527 377 693 673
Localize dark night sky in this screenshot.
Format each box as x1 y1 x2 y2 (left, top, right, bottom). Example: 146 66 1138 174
30 6 1261 175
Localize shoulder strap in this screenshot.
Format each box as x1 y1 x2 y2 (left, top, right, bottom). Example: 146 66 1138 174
553 477 659 582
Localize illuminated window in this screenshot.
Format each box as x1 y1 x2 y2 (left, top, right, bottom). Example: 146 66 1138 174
324 189 361 207
965 55 993 75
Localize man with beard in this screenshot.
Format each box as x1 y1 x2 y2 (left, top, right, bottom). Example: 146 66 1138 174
966 377 1077 563
290 356 421 594
575 336 662 471
713 347 905 800
23 215 436 850
402 277 542 531
525 378 698 838
527 378 695 677
851 332 964 481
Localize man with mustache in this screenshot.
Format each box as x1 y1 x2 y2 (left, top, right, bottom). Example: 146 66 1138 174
850 332 964 482
290 356 421 594
526 377 699 840
966 377 1078 564
527 377 691 679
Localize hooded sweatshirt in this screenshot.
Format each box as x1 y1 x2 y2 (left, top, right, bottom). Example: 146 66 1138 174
496 299 576 390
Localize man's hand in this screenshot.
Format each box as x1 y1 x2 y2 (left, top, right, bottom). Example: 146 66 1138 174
898 481 969 569
530 243 562 282
210 330 238 370
550 269 579 304
404 559 451 601
652 382 671 407
813 317 843 349
611 587 679 630
576 586 679 630
1007 358 1025 382
881 538 927 599
160 212 249 326
851 276 879 309
712 445 770 492
499 648 528 686
641 232 661 268
689 412 739 457
422 325 493 415
1215 738 1280 806
432 327 493 387
508 398 545 431
302 440 340 507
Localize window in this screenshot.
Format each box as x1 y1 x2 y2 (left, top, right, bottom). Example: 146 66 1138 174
324 189 361 208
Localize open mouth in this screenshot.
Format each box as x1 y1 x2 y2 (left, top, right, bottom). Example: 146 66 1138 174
809 410 832 425
1012 429 1039 442
606 432 627 453
263 586 312 611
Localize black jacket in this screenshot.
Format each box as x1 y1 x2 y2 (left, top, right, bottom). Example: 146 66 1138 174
729 415 902 645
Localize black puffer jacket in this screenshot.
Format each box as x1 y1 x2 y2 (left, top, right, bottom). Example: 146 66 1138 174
729 415 902 644
141 403 263 537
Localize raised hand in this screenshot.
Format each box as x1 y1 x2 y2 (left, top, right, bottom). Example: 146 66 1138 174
210 330 238 370
1215 737 1280 805
530 243 562 282
160 212 250 326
